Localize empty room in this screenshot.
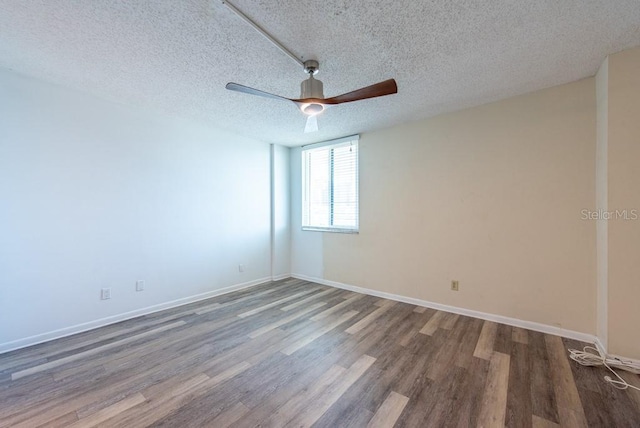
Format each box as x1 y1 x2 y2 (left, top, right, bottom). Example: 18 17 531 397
1 1 639 427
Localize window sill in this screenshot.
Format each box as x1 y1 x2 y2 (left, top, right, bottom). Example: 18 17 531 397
302 227 359 234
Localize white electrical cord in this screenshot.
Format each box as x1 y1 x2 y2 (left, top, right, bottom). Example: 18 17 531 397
568 346 640 391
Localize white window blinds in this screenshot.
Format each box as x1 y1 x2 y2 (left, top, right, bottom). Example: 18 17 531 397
302 136 359 232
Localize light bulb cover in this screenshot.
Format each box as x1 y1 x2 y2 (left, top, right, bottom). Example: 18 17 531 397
301 103 324 115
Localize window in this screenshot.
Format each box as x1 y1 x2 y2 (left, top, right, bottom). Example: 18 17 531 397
302 136 359 232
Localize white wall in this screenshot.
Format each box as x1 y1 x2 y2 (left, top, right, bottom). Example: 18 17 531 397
271 144 291 278
0 69 272 350
292 78 597 336
605 47 640 359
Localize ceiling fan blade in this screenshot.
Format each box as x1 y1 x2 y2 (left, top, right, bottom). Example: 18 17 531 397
321 79 398 104
225 82 292 102
304 115 318 133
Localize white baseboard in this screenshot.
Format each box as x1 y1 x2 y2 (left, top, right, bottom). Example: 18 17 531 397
0 276 272 355
291 273 598 345
608 353 640 366
593 337 640 365
271 273 292 281
594 336 608 356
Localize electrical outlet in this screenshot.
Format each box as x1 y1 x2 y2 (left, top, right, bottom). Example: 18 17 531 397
136 280 145 292
451 280 459 291
238 264 245 273
101 288 111 300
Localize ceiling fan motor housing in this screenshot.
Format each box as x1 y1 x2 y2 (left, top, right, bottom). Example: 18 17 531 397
300 71 325 115
300 75 324 99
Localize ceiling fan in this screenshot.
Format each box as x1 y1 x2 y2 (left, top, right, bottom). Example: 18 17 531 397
226 60 398 133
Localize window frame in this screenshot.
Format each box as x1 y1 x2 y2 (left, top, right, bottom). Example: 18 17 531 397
301 135 359 233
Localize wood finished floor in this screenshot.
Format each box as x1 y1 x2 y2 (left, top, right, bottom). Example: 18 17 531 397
1 278 639 427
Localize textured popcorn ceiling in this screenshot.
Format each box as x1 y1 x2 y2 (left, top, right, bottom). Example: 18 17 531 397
0 1 639 146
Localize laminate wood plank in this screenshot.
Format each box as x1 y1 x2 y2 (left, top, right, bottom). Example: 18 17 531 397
440 312 460 330
247 302 326 338
209 361 252 386
39 411 79 428
279 288 335 311
453 317 484 369
10 320 186 380
345 301 396 335
370 309 416 360
310 293 364 321
366 390 409 428
413 305 427 313
194 282 293 315
80 318 232 376
105 363 251 427
242 351 334 406
191 302 221 314
418 310 446 336
618 370 640 407
0 310 174 371
0 356 48 375
206 402 250 427
398 329 416 348
398 310 435 347
50 356 111 381
281 310 359 355
95 357 139 378
54 331 205 387
505 342 533 428
266 364 346 426
0 373 92 422
359 308 413 365
237 288 320 318
2 347 211 427
227 350 348 426
545 335 589 427
452 355 491 427
93 379 218 426
286 354 376 427
473 320 498 360
53 312 238 383
326 303 410 369
316 407 375 428
421 365 472 426
477 351 511 427
233 278 306 299
139 371 212 404
512 326 529 344
573 388 616 427
528 331 560 424
426 316 472 382
311 356 404 428
243 329 314 366
392 333 443 404
395 364 440 427
532 415 560 427
169 373 211 397
494 323 513 355
66 392 145 428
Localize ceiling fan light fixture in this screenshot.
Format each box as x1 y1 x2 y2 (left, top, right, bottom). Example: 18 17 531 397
222 3 398 133
300 103 324 116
